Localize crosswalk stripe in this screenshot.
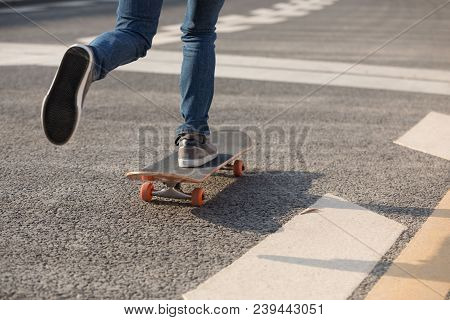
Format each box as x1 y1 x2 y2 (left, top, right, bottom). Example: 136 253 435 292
2 42 450 96
183 194 406 299
366 190 450 299
394 112 450 161
0 0 117 14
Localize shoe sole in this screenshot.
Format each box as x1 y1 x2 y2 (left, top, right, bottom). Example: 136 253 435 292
41 45 93 145
178 153 218 168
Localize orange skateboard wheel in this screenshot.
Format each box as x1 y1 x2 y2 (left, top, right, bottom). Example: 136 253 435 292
141 176 153 182
191 188 205 207
140 182 154 202
233 160 245 177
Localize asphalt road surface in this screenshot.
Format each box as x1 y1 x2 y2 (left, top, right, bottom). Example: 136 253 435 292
0 0 449 299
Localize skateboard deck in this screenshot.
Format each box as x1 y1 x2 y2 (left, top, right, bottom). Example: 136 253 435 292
127 130 252 206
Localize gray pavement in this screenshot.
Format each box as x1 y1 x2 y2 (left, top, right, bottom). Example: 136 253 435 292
0 0 449 299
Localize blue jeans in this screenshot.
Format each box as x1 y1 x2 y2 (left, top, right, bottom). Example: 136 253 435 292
89 0 225 136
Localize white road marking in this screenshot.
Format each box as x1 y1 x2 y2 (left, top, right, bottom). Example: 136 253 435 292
394 112 450 161
183 194 406 299
2 42 450 96
0 5 45 14
51 1 94 8
0 0 116 14
78 0 340 46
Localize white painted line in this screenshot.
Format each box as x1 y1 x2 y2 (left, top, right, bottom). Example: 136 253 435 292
2 42 450 96
183 194 406 299
0 5 45 14
0 0 114 14
51 1 94 8
78 0 340 46
394 112 450 161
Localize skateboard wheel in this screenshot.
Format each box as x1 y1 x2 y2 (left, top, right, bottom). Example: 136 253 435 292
191 188 205 207
140 182 154 202
233 160 245 177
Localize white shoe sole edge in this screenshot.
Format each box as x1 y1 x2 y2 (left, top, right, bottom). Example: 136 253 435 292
41 44 94 144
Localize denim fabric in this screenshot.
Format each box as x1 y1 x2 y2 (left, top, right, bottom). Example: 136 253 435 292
89 0 225 135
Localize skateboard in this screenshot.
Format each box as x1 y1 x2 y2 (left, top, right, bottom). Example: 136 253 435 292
126 130 252 206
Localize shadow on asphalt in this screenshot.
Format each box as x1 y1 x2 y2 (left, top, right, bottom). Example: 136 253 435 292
191 170 323 234
188 168 439 234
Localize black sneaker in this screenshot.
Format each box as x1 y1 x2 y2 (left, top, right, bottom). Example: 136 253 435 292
176 133 218 168
41 44 94 145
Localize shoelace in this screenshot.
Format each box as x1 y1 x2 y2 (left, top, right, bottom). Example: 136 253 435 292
175 134 206 146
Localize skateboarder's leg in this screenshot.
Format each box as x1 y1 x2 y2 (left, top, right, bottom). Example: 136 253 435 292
176 0 225 167
42 0 163 145
176 0 225 137
89 0 163 80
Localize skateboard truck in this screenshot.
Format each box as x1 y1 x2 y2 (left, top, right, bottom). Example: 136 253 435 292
152 182 191 200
